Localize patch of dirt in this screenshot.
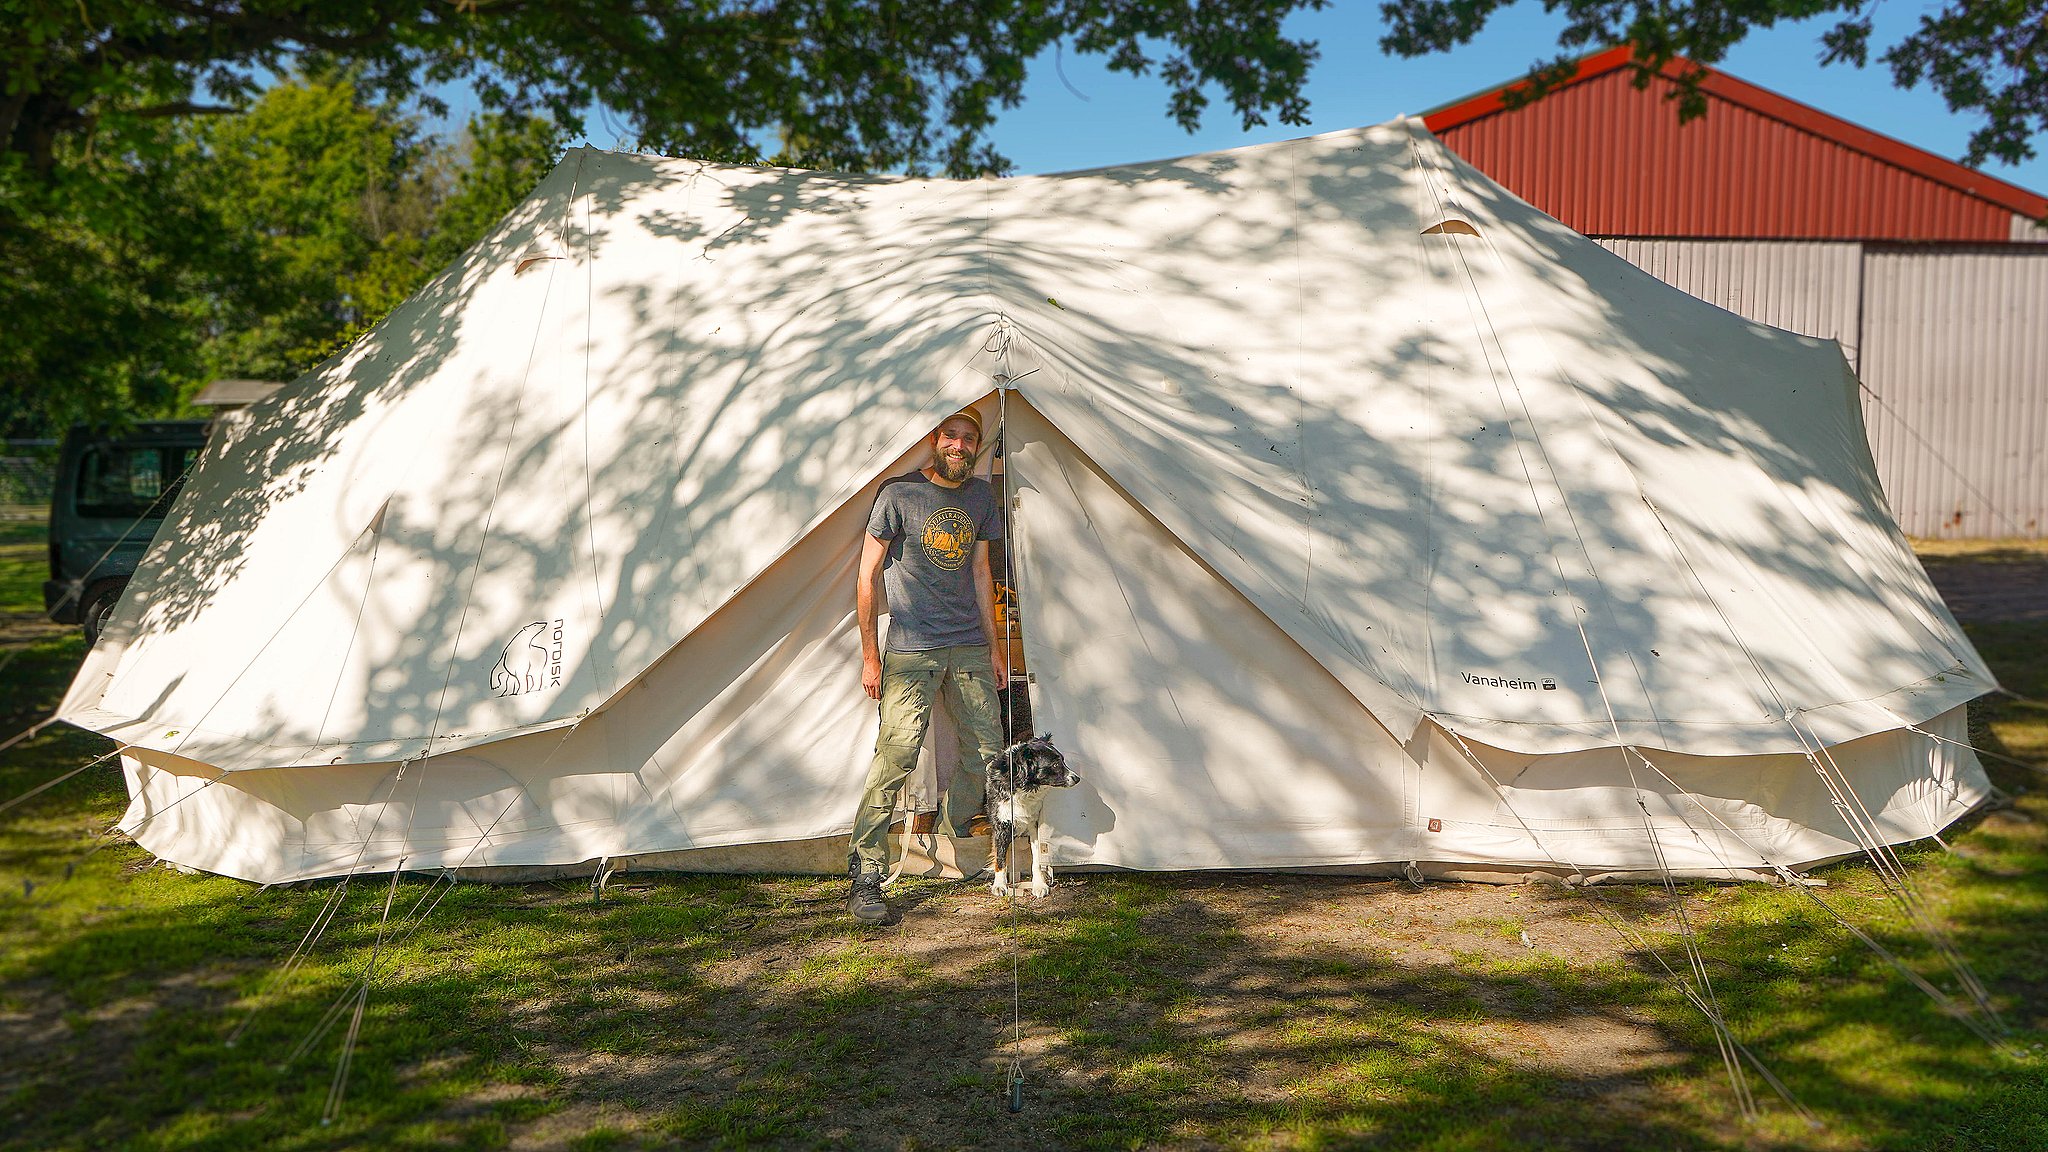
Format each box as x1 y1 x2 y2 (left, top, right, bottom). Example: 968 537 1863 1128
0 610 68 645
1462 1011 1685 1078
0 868 1801 1150
1918 549 2048 623
473 872 1705 1151
7 546 2035 1148
0 970 242 1127
507 1101 648 1151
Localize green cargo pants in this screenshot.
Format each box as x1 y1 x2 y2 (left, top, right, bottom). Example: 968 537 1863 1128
851 645 1004 869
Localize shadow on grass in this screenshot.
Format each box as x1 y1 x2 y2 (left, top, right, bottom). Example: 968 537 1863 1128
3 572 2046 1152
4 843 2046 1151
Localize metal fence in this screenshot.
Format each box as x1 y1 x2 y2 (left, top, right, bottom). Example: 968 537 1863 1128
1 438 57 519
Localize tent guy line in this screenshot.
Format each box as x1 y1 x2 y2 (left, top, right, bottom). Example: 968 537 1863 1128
1415 141 1785 1111
1412 163 2010 1047
0 718 61 770
43 455 205 625
1632 744 2016 1054
413 211 564 762
324 863 409 1125
284 197 580 1121
1436 722 1791 1120
227 726 579 1061
1788 712 2001 1027
312 500 388 749
1425 126 2002 1038
228 207 573 1119
576 162 620 702
11 115 2021 1132
0 744 125 820
1647 717 2003 1049
52 118 1998 914
1425 116 1982 713
1911 723 2046 775
1437 136 1838 1102
2 737 232 906
246 732 587 1126
1632 767 1756 1119
995 368 1030 1116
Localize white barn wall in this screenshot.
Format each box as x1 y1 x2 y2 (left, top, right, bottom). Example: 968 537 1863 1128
1595 238 2048 537
1861 246 2048 538
1595 239 1863 367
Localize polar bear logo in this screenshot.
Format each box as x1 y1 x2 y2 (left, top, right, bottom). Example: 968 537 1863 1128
491 621 550 696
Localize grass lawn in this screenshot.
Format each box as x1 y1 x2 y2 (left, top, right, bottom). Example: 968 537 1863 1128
1 516 2044 1151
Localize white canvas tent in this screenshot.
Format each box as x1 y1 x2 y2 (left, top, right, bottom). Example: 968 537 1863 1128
59 119 1994 886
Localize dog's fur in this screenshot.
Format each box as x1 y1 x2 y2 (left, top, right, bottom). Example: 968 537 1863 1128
983 734 1079 898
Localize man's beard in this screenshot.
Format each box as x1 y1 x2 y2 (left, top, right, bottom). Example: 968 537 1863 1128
934 450 974 483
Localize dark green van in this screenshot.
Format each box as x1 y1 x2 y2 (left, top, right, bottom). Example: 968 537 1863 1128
43 421 211 642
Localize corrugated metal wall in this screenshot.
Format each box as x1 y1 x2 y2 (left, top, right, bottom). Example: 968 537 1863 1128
1596 240 1863 366
1595 239 2048 536
1860 246 2048 537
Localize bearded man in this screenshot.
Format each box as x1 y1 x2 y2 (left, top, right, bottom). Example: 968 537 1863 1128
846 409 1008 924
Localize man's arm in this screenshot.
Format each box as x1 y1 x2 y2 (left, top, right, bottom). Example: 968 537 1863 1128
972 540 1008 689
858 533 888 700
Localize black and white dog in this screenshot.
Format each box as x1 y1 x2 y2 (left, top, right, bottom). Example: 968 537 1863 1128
983 734 1080 898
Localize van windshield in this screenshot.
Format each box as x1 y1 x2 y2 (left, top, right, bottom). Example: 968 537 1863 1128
75 444 197 520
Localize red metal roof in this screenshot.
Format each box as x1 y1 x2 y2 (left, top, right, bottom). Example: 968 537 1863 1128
1421 45 2048 240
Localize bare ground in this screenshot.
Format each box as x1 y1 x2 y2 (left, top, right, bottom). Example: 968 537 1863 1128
4 541 2042 1148
445 873 1703 1150
0 609 67 646
0 872 1712 1150
405 541 2048 1147
1917 542 2048 623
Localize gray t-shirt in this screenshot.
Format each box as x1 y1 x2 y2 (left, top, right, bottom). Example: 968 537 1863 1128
867 471 1003 652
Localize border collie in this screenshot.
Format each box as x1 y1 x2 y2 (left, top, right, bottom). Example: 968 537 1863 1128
984 735 1080 898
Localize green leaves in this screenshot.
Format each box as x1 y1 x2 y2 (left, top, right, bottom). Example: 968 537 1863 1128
190 75 571 398
1884 1 2048 168
2 0 1325 431
4 1 1325 181
0 71 567 435
0 113 211 433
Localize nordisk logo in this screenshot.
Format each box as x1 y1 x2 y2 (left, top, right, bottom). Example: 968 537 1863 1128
492 618 567 696
1462 671 1559 692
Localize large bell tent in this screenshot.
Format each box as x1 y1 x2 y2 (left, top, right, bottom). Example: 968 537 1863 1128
58 119 1993 886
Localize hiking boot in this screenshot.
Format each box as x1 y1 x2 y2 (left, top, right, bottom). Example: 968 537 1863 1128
847 862 890 925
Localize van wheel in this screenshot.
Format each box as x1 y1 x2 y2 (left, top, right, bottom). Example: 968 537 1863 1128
81 581 126 646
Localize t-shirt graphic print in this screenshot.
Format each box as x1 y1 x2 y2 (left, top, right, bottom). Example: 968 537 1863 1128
920 507 976 570
867 471 1003 651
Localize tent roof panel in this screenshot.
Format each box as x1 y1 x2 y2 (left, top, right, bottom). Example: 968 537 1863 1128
65 120 1990 772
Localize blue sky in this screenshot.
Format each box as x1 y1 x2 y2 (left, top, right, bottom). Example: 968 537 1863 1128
977 5 2046 192
510 5 2045 194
